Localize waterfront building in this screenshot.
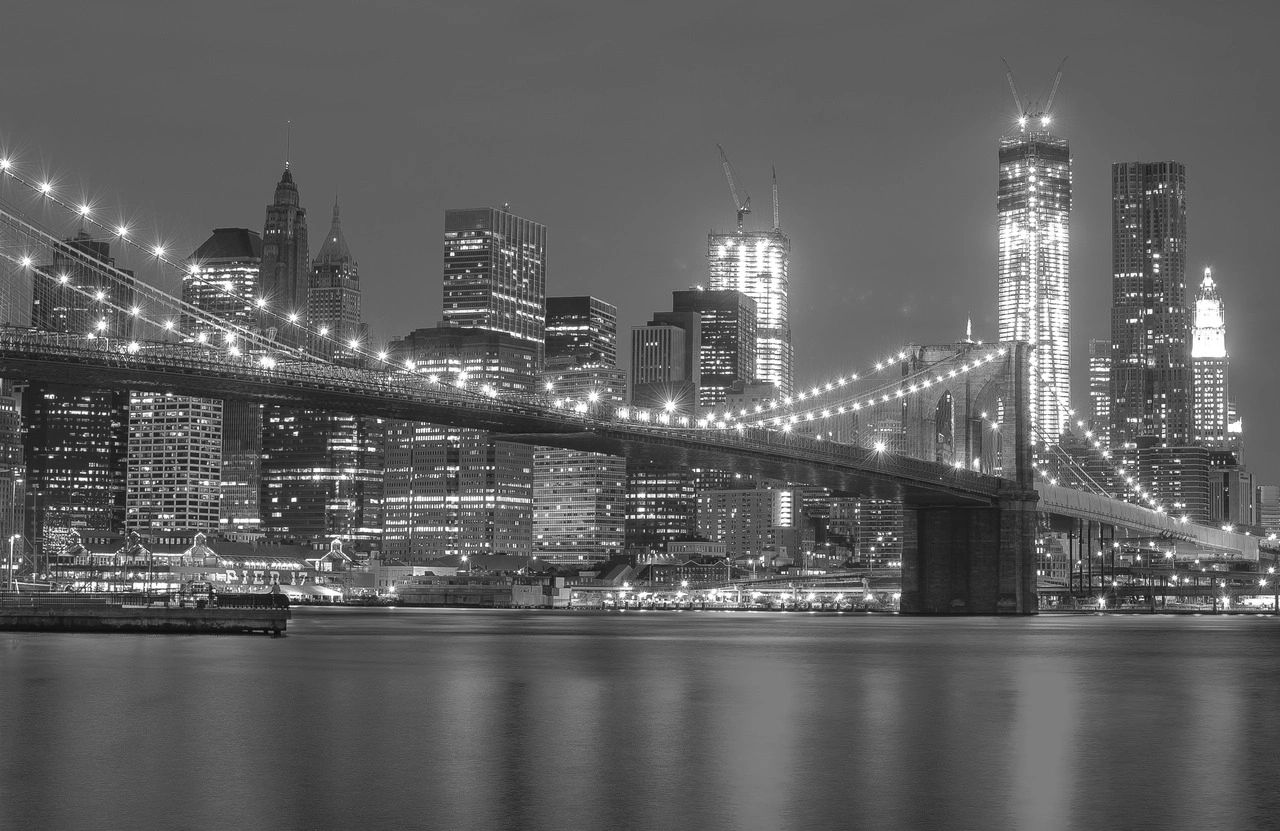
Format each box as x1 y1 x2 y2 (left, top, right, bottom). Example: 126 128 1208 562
624 464 698 554
21 383 129 556
260 409 385 554
532 447 626 566
1192 267 1230 448
126 393 222 536
307 199 363 361
382 326 537 562
706 229 791 396
997 114 1071 445
1110 161 1192 448
259 167 309 343
1088 339 1111 444
696 487 796 562
443 206 546 365
544 295 616 370
671 288 756 410
220 399 262 536
535 362 627 566
184 228 263 345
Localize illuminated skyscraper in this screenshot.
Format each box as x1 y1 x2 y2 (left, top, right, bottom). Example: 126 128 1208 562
259 167 309 341
1192 267 1229 448
443 207 546 365
671 289 756 410
308 199 363 360
184 228 263 345
185 230 265 536
1088 339 1111 443
707 230 790 395
545 295 616 370
126 393 222 537
1110 162 1192 447
630 310 699 417
997 118 1071 444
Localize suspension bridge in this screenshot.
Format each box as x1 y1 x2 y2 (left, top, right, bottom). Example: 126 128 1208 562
0 151 1264 615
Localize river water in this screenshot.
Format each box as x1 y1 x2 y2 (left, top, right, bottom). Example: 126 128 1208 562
3 609 1280 831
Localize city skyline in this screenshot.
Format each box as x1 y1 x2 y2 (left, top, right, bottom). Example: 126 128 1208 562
2 1 1278 479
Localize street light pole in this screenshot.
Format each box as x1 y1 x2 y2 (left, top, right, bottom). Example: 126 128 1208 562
6 534 17 592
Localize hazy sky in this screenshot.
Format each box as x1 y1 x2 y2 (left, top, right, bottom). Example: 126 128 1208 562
3 0 1279 479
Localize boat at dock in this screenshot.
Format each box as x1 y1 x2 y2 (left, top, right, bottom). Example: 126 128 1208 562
0 590 290 635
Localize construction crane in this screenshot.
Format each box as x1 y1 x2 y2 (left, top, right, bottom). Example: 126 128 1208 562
1002 57 1067 129
717 144 751 231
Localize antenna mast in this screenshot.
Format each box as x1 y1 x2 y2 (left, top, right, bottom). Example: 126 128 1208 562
771 166 780 231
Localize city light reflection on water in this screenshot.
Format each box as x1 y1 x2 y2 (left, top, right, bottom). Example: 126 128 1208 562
3 610 1280 831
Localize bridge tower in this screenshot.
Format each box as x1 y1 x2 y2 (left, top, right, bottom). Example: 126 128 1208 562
899 342 1039 614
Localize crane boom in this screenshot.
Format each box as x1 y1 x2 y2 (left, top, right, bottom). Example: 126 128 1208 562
1043 57 1067 115
717 144 751 231
1001 58 1024 116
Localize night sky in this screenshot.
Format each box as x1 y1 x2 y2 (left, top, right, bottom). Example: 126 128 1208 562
4 0 1279 481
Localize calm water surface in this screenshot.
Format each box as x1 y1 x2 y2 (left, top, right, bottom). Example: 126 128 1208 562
3 610 1280 831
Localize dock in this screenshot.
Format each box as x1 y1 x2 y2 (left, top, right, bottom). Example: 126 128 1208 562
0 591 290 635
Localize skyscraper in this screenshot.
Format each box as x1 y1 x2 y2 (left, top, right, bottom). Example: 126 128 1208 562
536 297 626 566
997 114 1071 444
544 296 616 370
308 199 363 360
259 168 309 342
262 204 382 553
1088 339 1111 444
671 288 756 410
1110 161 1192 447
126 393 222 538
630 309 700 417
22 236 130 556
1192 267 1229 448
22 384 129 556
184 228 263 345
185 230 265 537
707 229 791 395
443 207 546 364
381 326 537 562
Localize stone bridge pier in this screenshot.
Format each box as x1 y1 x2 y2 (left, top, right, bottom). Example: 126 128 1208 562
899 342 1039 614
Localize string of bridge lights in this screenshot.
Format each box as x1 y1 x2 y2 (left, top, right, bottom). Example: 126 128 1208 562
0 155 393 367
711 348 1005 430
1029 369 1188 520
693 347 917 426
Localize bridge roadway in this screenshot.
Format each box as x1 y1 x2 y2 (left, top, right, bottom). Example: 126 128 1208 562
1 330 1260 556
0 330 1000 507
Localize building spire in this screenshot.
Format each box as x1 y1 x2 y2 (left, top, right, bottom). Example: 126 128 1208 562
285 120 291 170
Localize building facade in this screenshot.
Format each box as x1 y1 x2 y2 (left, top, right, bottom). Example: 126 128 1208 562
997 124 1071 445
671 288 756 410
259 168 309 342
707 229 791 395
307 200 363 360
630 310 700 416
381 326 538 562
1088 339 1111 444
126 393 222 536
184 228 263 344
544 295 616 370
443 207 546 364
1192 267 1229 448
1110 161 1192 448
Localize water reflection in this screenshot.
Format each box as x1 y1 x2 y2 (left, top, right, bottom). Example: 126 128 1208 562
3 611 1280 830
